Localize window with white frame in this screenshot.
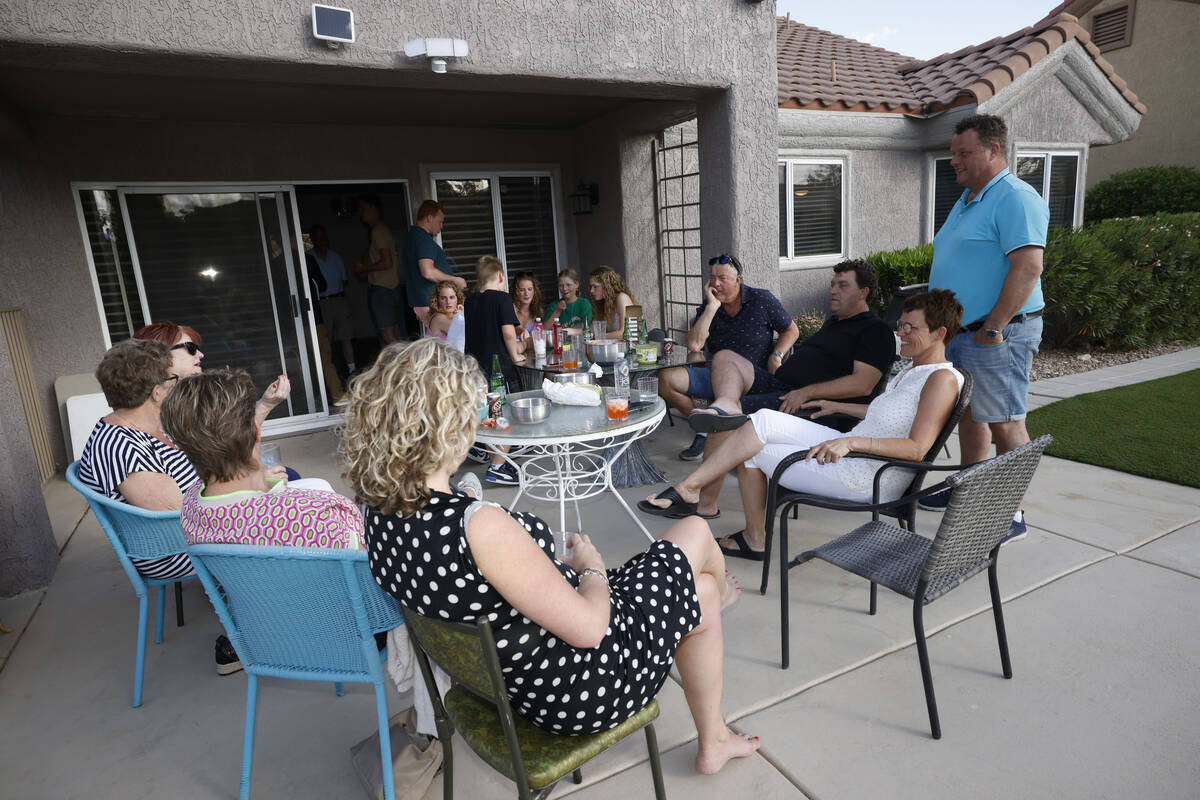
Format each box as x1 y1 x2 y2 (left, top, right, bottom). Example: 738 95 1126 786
431 172 561 303
778 157 846 264
1015 151 1082 230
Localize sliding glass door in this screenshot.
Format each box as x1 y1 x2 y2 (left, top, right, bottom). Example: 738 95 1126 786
119 187 322 422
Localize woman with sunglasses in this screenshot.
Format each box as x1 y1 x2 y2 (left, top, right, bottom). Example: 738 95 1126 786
135 321 290 426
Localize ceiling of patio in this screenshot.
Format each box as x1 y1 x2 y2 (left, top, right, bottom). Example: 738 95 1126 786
0 44 703 131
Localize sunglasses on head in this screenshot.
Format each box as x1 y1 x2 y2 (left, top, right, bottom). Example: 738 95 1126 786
707 254 741 274
171 341 200 355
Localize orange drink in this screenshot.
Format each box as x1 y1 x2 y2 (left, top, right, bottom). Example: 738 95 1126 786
605 393 629 420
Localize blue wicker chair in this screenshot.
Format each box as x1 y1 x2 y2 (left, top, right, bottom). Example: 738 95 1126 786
187 544 404 800
64 461 196 708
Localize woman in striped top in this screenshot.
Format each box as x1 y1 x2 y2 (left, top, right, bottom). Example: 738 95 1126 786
77 339 199 580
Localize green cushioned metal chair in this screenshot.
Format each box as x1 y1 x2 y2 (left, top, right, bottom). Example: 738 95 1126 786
402 607 667 800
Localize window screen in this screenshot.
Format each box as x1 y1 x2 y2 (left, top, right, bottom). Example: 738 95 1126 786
434 178 499 288
1048 155 1078 231
77 189 144 343
785 161 843 258
932 158 960 235
498 176 559 307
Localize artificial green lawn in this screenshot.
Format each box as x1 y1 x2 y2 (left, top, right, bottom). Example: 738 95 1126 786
1025 369 1200 488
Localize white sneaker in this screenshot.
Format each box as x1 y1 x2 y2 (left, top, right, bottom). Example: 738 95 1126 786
456 472 483 499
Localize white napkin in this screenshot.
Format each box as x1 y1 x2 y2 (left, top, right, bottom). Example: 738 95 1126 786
541 378 601 406
588 362 603 378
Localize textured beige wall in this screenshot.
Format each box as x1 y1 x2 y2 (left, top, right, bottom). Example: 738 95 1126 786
1075 0 1200 185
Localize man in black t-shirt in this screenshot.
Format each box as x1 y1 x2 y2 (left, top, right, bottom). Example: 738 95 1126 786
688 260 895 433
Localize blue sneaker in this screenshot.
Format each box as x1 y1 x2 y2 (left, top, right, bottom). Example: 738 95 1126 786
485 463 519 486
1003 510 1028 543
918 487 950 511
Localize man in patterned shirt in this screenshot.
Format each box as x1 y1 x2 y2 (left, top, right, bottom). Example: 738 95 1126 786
659 254 799 460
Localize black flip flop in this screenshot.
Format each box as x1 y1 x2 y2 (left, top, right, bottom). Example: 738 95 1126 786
688 407 750 434
637 487 698 518
672 508 720 520
718 530 765 561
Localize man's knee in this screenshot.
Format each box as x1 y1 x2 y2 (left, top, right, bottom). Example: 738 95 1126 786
660 366 688 394
990 420 1030 453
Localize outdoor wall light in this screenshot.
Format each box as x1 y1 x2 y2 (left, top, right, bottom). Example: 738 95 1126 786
403 38 469 73
569 183 600 215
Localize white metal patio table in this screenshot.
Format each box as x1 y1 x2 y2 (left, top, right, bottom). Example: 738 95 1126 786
475 390 665 542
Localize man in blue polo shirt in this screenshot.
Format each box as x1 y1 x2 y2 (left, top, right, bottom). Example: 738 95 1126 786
924 114 1048 540
659 254 800 460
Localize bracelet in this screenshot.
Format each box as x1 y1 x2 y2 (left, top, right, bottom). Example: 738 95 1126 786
579 568 609 587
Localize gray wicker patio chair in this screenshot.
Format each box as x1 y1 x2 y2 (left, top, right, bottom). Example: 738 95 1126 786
787 435 1052 739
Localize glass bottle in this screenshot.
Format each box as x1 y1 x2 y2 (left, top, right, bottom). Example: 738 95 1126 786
489 354 507 403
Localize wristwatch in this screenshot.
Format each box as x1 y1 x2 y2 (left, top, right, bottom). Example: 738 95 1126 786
982 328 1003 340
772 350 785 359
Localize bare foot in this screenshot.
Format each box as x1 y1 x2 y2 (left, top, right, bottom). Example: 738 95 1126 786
721 571 742 612
695 729 760 774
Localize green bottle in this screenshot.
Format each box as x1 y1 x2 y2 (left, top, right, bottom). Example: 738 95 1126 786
489 354 506 403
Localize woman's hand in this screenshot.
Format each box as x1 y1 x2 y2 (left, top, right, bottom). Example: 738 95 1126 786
263 464 289 483
568 533 605 573
806 437 854 465
261 374 291 409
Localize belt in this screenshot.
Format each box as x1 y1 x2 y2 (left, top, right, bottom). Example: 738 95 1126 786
963 309 1042 333
320 292 345 299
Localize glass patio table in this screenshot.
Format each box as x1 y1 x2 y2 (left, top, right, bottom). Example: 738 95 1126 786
513 349 709 487
475 390 666 541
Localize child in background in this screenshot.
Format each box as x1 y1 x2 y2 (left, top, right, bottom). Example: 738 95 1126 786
426 280 466 352
545 268 593 333
464 256 527 485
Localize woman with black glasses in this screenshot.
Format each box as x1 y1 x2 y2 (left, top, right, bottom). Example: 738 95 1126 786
135 321 290 426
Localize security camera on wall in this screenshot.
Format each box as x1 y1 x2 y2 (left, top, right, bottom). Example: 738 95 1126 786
403 38 469 73
312 4 355 49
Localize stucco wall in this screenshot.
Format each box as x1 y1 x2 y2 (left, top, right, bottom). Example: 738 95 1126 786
1074 0 1200 185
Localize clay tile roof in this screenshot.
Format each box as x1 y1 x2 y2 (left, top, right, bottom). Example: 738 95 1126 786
776 12 1146 117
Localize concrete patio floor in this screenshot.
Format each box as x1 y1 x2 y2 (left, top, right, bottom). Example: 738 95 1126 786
2 350 1198 799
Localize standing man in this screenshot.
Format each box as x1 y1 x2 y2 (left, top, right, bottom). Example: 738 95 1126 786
403 200 467 328
308 224 357 380
924 113 1048 540
658 254 799 460
356 194 407 345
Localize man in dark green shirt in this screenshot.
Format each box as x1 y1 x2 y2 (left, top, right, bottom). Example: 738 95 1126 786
403 200 466 327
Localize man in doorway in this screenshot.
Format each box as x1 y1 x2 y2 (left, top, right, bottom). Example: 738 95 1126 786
403 200 467 327
658 254 799 460
308 224 357 380
923 113 1048 541
356 194 407 345
687 260 895 433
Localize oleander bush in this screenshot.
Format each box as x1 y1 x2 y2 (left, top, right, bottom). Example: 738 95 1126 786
1042 212 1200 348
792 309 826 341
1084 166 1200 224
862 243 933 315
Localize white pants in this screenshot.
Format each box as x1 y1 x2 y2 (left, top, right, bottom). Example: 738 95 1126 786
743 410 869 502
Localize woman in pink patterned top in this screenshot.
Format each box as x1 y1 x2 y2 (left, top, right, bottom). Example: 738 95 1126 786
162 368 364 549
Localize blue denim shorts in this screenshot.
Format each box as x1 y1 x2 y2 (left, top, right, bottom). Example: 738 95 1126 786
685 364 790 400
946 316 1042 423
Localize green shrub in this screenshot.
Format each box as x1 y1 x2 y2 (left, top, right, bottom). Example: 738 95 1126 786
1084 166 1200 224
1042 212 1200 348
863 243 933 314
792 309 826 341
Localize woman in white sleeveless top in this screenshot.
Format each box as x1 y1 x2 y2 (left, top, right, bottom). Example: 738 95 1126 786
641 290 964 561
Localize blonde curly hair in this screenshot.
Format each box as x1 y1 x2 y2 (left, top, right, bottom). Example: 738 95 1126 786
340 339 485 516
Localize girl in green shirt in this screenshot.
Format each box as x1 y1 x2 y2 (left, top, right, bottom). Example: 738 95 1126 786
546 268 594 331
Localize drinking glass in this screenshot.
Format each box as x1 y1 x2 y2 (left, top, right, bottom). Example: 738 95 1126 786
563 334 582 369
260 442 282 468
591 320 607 340
604 389 629 420
636 374 659 401
554 530 575 563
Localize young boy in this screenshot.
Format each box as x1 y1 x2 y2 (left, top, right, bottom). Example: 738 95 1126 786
545 268 593 331
464 255 528 485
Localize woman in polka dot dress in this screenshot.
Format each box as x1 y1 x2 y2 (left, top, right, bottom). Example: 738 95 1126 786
341 339 760 775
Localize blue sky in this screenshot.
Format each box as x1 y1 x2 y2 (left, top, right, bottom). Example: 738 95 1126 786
775 0 1061 60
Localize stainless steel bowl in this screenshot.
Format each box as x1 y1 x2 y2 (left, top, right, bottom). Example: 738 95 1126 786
510 395 551 424
550 371 596 385
586 339 627 363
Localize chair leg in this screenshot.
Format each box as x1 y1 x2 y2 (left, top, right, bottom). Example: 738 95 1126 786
758 506 776 596
644 723 666 800
175 582 185 627
436 719 454 800
239 674 259 800
869 581 877 615
572 769 582 784
988 561 1013 679
779 513 791 669
374 681 396 800
154 585 166 644
912 599 941 739
133 593 149 708
334 682 346 696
